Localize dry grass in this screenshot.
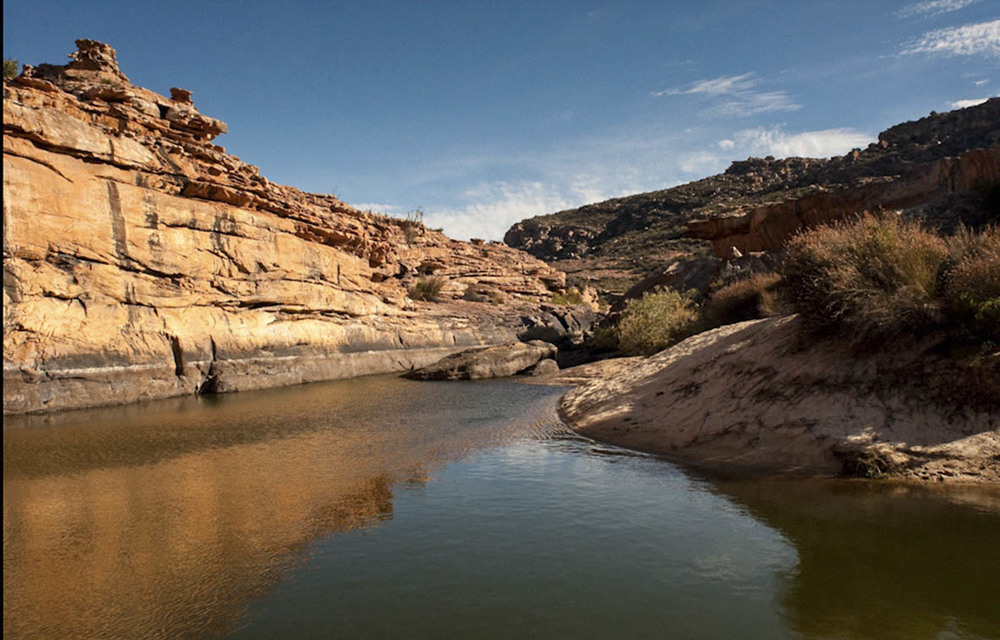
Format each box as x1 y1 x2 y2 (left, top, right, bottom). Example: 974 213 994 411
408 276 447 302
704 273 784 327
617 290 700 355
944 227 1000 343
784 214 950 341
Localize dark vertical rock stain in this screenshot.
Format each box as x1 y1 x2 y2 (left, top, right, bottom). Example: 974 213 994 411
106 181 128 265
169 335 184 376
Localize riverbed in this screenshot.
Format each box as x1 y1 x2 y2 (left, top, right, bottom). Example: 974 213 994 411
4 375 999 639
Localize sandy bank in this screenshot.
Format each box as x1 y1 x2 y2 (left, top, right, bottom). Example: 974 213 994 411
552 316 999 483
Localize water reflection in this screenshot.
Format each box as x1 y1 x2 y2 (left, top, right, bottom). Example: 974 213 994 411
714 479 1000 640
3 376 566 640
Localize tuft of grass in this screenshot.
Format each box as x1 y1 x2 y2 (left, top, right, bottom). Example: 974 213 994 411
3 58 18 80
550 287 585 306
784 214 950 341
617 290 700 356
408 276 446 302
943 227 1000 344
704 273 784 327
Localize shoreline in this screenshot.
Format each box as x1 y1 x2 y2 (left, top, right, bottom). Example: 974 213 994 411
537 317 1000 484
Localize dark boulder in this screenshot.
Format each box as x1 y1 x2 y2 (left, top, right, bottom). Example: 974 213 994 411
403 341 558 381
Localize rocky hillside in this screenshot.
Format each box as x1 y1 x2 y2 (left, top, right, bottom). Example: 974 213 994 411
505 99 1000 293
2 40 574 414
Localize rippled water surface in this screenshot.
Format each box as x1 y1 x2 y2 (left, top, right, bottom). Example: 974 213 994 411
4 375 1000 640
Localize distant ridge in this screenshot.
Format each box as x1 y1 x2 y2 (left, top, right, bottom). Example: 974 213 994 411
504 98 1000 292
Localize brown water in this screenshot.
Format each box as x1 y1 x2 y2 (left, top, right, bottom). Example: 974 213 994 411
4 375 999 640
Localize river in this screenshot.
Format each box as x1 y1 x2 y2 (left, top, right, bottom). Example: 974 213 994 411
4 375 999 639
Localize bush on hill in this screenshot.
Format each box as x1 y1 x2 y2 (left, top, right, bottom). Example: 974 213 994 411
704 273 784 327
408 276 446 302
784 214 998 345
616 290 700 355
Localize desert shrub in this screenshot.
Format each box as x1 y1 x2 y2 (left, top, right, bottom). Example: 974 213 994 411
550 287 585 306
400 208 425 246
784 214 950 340
587 324 620 351
616 290 700 355
408 276 446 302
944 248 1000 344
704 273 784 327
3 59 18 80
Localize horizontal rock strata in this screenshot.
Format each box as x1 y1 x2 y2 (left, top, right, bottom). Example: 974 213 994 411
3 40 568 414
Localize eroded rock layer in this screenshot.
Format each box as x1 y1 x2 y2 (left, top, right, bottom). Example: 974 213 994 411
3 40 567 414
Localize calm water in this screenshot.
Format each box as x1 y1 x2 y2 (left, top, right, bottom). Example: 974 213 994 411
4 375 999 640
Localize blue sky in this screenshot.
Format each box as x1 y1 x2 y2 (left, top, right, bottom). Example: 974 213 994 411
4 1 998 239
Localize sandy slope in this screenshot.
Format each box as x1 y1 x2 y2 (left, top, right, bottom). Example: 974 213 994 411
556 316 999 483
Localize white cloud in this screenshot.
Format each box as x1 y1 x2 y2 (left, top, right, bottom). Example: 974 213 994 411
734 126 874 158
902 19 1000 57
897 0 982 18
974 78 989 85
652 72 800 117
718 139 736 150
679 151 725 175
950 97 990 108
652 72 757 97
710 90 801 117
424 181 606 241
352 202 403 214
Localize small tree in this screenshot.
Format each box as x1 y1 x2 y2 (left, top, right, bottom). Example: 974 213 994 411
3 58 19 81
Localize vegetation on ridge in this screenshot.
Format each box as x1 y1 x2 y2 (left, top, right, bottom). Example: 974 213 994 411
785 214 998 346
3 58 18 80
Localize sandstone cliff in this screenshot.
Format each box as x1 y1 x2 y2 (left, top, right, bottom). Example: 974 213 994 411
505 99 999 292
2 40 569 414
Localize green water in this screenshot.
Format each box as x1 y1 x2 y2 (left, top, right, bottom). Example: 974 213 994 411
4 375 999 640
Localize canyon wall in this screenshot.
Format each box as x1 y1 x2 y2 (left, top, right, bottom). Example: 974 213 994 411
2 41 566 414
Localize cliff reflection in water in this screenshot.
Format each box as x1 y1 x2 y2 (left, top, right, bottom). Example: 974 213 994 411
715 479 1000 640
3 376 566 640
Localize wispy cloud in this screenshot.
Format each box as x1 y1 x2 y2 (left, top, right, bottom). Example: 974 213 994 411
424 181 607 241
897 0 982 18
652 72 800 117
733 127 874 158
352 202 403 214
902 19 1000 57
950 97 990 108
975 78 990 85
652 72 756 97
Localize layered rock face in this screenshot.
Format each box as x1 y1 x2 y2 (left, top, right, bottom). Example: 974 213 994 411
3 40 567 414
688 145 1000 255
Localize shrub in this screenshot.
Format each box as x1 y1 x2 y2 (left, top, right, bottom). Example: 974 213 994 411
944 248 1000 344
616 290 700 355
587 324 620 351
784 214 949 340
550 287 585 306
408 276 446 302
704 273 784 327
400 208 425 246
3 58 18 80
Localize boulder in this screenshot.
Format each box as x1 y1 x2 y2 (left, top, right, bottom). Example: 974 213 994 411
518 305 598 344
403 341 558 380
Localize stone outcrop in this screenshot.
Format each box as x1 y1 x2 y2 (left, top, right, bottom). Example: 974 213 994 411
688 146 1000 255
2 40 568 414
403 341 557 380
559 317 1000 483
505 99 999 291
